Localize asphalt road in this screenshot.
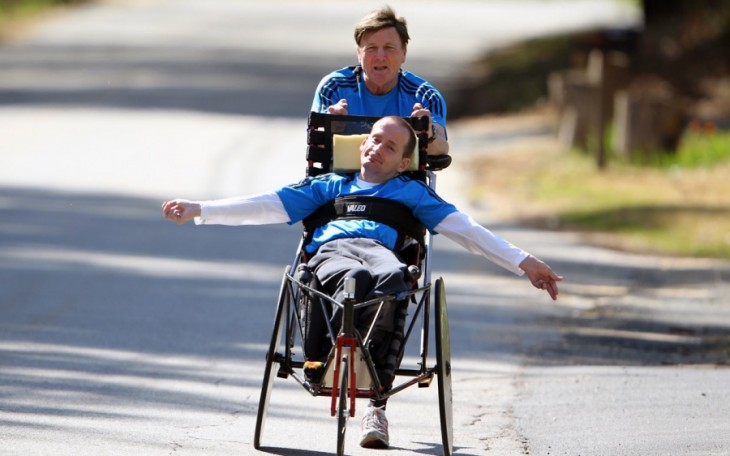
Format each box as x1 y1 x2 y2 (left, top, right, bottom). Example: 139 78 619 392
2 1 730 455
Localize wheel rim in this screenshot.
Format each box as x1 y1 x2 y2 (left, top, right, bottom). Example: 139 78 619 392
337 356 349 456
435 278 453 455
254 266 290 449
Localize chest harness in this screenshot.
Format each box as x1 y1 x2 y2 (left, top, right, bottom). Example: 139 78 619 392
302 195 426 255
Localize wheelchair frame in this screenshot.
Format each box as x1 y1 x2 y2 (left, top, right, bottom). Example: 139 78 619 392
253 113 454 456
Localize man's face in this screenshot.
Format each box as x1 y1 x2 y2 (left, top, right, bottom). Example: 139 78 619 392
360 118 411 182
357 27 407 95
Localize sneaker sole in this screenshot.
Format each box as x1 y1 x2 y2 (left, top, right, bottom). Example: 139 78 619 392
360 434 389 449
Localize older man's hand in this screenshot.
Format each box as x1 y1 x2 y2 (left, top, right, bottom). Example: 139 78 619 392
327 99 349 115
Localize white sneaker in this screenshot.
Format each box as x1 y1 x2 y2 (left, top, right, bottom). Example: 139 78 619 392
360 405 389 448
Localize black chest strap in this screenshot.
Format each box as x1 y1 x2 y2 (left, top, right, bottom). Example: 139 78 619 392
302 196 426 251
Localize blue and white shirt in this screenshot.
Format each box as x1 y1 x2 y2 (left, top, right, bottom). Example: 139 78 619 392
197 174 529 276
312 66 447 135
276 173 456 253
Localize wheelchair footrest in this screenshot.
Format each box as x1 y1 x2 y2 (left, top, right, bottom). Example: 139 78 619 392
273 353 291 379
276 367 290 379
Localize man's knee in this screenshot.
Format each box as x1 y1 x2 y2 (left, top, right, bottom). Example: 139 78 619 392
344 267 373 301
374 267 408 297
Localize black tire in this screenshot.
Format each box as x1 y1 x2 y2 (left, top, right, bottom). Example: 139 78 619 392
336 355 349 456
435 277 454 456
254 266 290 450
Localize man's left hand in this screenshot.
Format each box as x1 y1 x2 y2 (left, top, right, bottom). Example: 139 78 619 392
519 255 563 300
411 103 432 129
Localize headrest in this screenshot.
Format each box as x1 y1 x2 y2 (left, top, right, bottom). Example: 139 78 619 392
332 134 419 173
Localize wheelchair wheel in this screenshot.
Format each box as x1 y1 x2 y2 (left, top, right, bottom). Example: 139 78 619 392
435 277 454 456
254 266 290 450
336 355 349 456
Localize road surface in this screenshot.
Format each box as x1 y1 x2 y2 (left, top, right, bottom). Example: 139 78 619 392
2 1 729 455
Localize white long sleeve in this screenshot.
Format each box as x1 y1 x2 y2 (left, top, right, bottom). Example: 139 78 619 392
435 211 529 276
195 192 290 225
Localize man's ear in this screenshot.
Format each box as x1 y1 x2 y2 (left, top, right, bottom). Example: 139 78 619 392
397 157 411 172
356 45 365 66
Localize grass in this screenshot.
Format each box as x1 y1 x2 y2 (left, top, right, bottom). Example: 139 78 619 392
0 0 69 20
467 123 730 260
655 123 730 168
0 0 85 15
0 0 88 40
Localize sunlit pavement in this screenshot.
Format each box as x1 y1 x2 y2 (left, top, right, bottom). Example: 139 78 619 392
3 2 729 455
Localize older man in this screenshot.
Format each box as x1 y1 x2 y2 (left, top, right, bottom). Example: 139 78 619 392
162 116 562 449
311 6 449 156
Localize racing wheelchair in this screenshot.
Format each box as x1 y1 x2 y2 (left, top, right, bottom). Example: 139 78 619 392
253 112 454 455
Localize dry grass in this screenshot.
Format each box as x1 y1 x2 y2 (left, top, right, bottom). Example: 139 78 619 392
463 121 730 259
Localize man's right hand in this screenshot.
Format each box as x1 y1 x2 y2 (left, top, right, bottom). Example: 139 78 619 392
326 99 349 115
161 199 201 225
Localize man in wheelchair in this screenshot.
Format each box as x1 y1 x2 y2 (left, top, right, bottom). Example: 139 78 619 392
162 116 562 449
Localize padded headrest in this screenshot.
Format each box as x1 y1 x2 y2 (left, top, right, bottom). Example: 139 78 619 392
332 134 419 173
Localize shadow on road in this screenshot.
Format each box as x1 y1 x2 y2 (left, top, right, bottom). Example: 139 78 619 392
431 230 730 368
0 43 344 118
1 185 728 451
3 185 727 424
0 185 303 423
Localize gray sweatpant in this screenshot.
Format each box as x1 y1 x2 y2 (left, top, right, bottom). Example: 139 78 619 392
308 237 407 362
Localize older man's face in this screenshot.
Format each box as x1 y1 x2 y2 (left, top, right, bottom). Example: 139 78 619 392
360 118 411 182
357 27 407 95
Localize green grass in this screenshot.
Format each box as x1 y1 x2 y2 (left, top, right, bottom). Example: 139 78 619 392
0 0 88 36
657 127 730 168
1 0 68 18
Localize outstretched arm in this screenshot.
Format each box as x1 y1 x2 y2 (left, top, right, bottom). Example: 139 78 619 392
162 192 290 226
435 211 563 300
